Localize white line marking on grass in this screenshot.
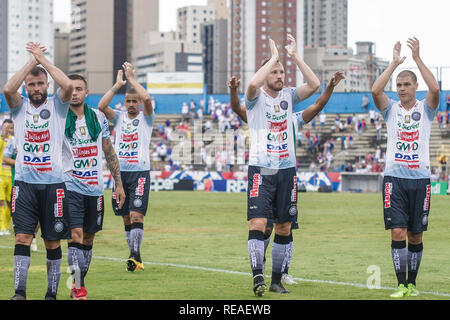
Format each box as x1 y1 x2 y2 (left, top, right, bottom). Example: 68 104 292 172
2 245 449 298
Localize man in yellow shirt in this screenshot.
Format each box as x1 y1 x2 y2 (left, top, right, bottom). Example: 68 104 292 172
0 119 14 236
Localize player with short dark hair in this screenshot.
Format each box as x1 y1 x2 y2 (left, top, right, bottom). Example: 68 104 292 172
371 38 440 298
3 42 74 300
228 69 345 291
63 74 125 300
98 62 154 272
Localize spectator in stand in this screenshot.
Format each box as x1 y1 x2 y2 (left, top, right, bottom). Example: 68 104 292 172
361 94 370 112
446 93 450 112
319 112 326 131
335 114 341 132
376 118 383 141
346 114 353 132
297 129 303 147
181 102 189 121
197 104 204 122
437 112 443 128
369 108 376 127
165 120 173 141
189 100 196 125
446 112 450 127
348 133 353 148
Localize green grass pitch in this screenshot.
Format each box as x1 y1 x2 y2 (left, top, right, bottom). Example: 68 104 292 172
0 191 449 300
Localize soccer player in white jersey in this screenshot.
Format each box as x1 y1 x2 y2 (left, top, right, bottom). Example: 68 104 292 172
3 42 74 300
63 74 125 300
228 70 344 295
244 34 321 296
98 62 154 272
371 38 440 298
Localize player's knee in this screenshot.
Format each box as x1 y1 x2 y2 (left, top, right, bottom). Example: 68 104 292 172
123 215 131 225
83 233 95 246
264 226 273 237
248 218 266 232
15 233 33 246
70 228 83 243
391 228 407 241
274 222 291 236
130 212 144 224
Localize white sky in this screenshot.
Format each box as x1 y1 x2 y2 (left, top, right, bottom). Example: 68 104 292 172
53 0 450 89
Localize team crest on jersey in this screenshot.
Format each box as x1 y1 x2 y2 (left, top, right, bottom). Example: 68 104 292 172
133 119 140 127
40 109 51 120
280 100 289 110
412 112 421 121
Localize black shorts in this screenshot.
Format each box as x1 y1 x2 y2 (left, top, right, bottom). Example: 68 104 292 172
113 171 150 216
383 176 431 233
11 181 70 241
67 190 104 234
247 166 298 225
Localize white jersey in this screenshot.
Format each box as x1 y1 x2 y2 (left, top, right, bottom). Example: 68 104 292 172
12 89 70 184
112 111 155 172
63 109 110 196
381 99 437 179
245 87 305 169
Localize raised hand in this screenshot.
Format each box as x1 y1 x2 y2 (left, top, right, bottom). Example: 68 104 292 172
284 33 297 57
330 71 345 87
227 76 241 90
269 38 279 61
116 69 127 87
407 37 420 61
122 61 135 80
26 42 47 64
393 41 406 65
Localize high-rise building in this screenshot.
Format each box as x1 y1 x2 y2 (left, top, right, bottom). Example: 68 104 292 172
304 0 348 48
229 0 304 91
54 23 70 75
0 0 55 90
177 5 216 44
69 0 158 94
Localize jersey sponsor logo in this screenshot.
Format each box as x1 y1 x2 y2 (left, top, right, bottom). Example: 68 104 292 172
269 120 287 133
267 143 288 154
74 158 98 169
265 112 287 121
72 170 99 185
291 177 297 202
72 146 98 159
25 120 49 130
118 151 139 163
97 196 103 211
11 186 19 213
397 130 419 142
397 122 419 130
136 177 146 196
121 132 139 142
423 184 431 211
119 142 139 150
249 173 262 198
23 142 50 153
404 115 411 124
24 155 51 166
267 131 288 143
396 142 419 153
25 130 50 143
79 126 87 136
394 153 419 163
384 182 392 208
54 189 65 217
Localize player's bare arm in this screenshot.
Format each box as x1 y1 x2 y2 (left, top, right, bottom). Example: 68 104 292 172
26 42 73 103
123 62 153 116
3 156 15 167
98 70 126 120
372 41 406 111
102 137 125 209
246 38 280 101
3 53 39 109
227 76 247 122
408 37 440 109
285 34 320 101
301 71 345 123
